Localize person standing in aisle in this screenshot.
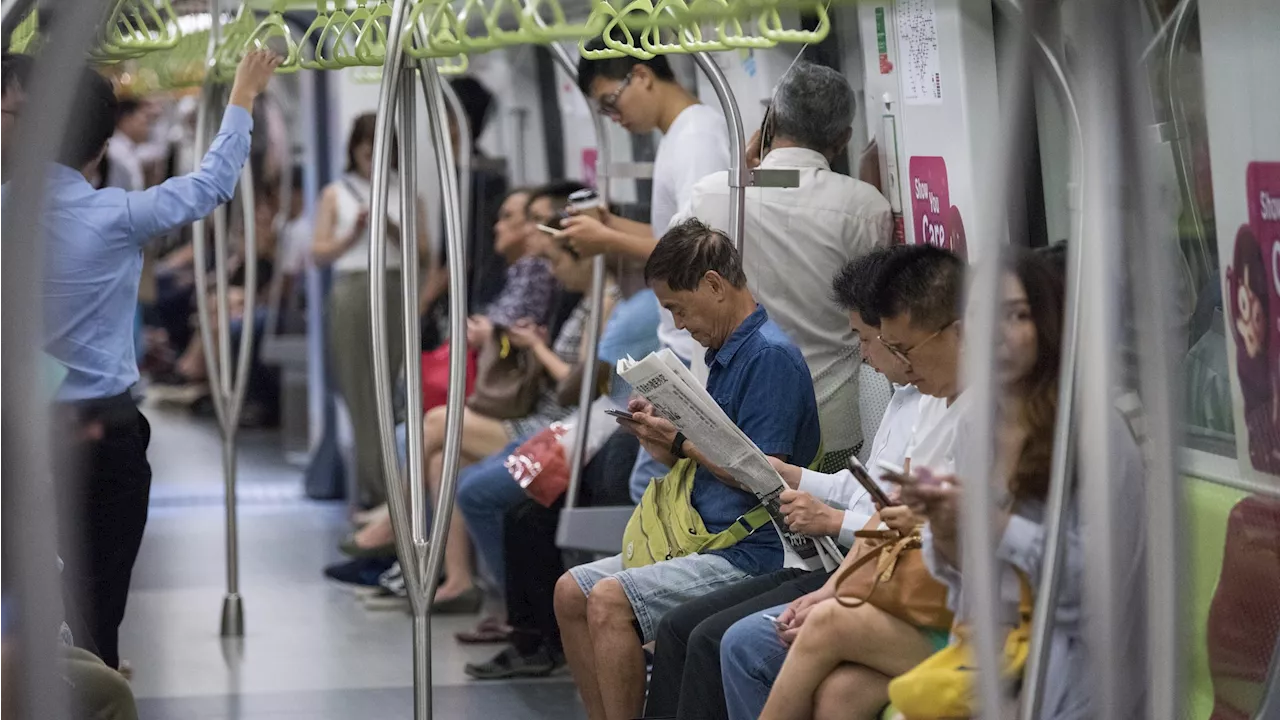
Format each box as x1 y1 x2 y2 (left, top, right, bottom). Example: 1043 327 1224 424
32 51 281 670
564 38 731 502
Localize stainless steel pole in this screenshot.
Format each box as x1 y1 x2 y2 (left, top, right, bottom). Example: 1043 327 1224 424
420 56 469 720
1075 0 1130 716
994 2 1088 717
2 0 115 716
439 78 473 271
1164 0 1212 288
690 52 747 255
539 36 612 509
958 0 1041 716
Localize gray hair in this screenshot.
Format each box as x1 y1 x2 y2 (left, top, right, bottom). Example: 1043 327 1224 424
770 62 855 152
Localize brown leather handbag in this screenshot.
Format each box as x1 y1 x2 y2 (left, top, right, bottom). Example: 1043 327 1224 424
466 331 543 419
834 512 955 630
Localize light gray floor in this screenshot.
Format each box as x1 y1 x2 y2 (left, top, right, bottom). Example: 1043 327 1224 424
122 407 584 720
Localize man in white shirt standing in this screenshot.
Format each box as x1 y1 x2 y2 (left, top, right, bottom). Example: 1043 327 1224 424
563 37 731 501
675 62 893 471
105 98 166 192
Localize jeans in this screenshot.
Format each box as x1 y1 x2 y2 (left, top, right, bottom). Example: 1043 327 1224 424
628 445 670 503
720 603 794 720
455 439 527 592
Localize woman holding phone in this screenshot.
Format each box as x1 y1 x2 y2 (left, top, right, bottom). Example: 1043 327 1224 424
890 247 1146 719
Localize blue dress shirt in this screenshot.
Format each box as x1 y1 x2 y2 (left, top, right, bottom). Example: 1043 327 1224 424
695 304 821 576
39 105 253 401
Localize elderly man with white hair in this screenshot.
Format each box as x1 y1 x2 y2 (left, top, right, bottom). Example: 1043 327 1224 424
674 61 894 473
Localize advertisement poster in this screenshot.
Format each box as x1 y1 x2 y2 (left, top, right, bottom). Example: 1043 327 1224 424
1224 161 1280 475
907 156 967 259
582 148 599 190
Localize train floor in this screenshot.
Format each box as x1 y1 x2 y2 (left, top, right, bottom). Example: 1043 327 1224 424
122 406 585 720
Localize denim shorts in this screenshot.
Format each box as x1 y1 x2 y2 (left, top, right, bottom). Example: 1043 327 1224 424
568 553 749 644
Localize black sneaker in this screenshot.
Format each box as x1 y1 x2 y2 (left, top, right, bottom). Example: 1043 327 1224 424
362 561 409 610
465 645 563 680
323 556 396 591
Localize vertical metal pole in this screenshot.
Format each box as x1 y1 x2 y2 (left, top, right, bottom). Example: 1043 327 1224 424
422 57 469 720
1075 0 1127 717
2 1 113 717
439 79 473 272
540 37 612 508
399 69 427 550
957 0 1041 716
995 1 1089 716
1164 0 1212 287
690 52 747 255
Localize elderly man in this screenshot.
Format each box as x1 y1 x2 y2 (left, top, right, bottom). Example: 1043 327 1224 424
554 219 821 720
675 62 893 472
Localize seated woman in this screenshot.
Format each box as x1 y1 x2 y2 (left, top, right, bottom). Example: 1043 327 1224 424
756 248 1109 720
349 182 660 612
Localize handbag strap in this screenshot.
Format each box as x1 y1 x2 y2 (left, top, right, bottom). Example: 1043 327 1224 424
834 531 920 609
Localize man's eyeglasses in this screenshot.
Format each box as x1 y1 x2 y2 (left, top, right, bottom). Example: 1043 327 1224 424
596 73 633 118
879 320 957 367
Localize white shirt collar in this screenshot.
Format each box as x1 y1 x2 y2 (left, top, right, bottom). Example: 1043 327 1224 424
758 146 831 171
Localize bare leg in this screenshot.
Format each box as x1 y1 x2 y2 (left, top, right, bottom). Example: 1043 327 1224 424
813 663 892 720
759 600 936 720
586 579 648 720
555 573 608 720
425 449 476 600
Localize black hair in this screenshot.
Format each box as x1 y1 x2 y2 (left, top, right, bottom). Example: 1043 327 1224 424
448 76 494 140
576 37 676 96
345 112 397 172
870 244 966 331
1 52 34 95
1035 240 1067 277
830 245 914 325
526 179 588 210
289 165 304 192
645 218 747 292
116 98 144 123
58 66 118 168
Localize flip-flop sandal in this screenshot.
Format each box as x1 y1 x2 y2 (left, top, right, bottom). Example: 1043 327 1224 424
455 616 513 644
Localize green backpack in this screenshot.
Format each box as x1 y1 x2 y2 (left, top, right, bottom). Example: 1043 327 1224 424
620 459 773 569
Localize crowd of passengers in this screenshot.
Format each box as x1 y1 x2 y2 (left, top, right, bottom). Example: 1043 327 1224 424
317 43 1151 720
6 39 1168 720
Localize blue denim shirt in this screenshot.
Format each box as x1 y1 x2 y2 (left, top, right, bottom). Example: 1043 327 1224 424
695 304 820 576
37 105 253 401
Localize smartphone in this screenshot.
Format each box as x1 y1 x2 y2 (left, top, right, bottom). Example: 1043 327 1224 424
876 459 907 479
758 105 775 156
536 223 561 235
762 613 787 632
604 409 637 422
877 459 940 488
847 456 897 507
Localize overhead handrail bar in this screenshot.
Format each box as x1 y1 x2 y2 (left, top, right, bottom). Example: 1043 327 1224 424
1 0 116 715
990 1 1088 718
539 29 612 510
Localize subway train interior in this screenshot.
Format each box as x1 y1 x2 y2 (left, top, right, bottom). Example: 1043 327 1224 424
1 0 1278 718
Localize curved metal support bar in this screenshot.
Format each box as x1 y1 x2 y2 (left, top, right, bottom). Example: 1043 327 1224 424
418 50 470 651
399 69 427 545
438 78 473 272
690 52 747 255
1164 0 1212 289
541 37 613 509
2 0 116 715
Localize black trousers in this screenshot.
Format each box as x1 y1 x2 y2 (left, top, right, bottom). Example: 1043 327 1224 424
644 566 832 720
502 431 638 655
56 397 152 670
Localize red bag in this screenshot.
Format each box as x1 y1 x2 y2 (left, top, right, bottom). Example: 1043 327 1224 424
420 345 478 413
505 424 570 507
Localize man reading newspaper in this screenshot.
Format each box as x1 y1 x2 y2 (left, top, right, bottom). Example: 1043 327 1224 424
554 219 820 720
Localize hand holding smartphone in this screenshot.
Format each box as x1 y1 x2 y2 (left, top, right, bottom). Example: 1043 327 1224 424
605 409 637 422
847 456 897 507
762 613 787 632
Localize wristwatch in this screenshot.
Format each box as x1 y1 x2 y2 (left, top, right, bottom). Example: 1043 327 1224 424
670 431 688 460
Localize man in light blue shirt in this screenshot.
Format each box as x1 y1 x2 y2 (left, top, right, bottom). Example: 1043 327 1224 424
11 50 280 670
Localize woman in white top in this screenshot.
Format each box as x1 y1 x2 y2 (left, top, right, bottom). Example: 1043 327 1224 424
312 113 427 510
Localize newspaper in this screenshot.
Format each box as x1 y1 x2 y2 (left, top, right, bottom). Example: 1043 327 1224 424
618 349 842 572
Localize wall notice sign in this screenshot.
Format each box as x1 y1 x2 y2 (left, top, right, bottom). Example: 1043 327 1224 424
1225 161 1280 475
908 156 966 259
896 0 942 104
875 7 894 74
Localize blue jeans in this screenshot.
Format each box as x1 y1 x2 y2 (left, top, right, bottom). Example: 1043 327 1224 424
720 603 792 720
456 438 527 592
